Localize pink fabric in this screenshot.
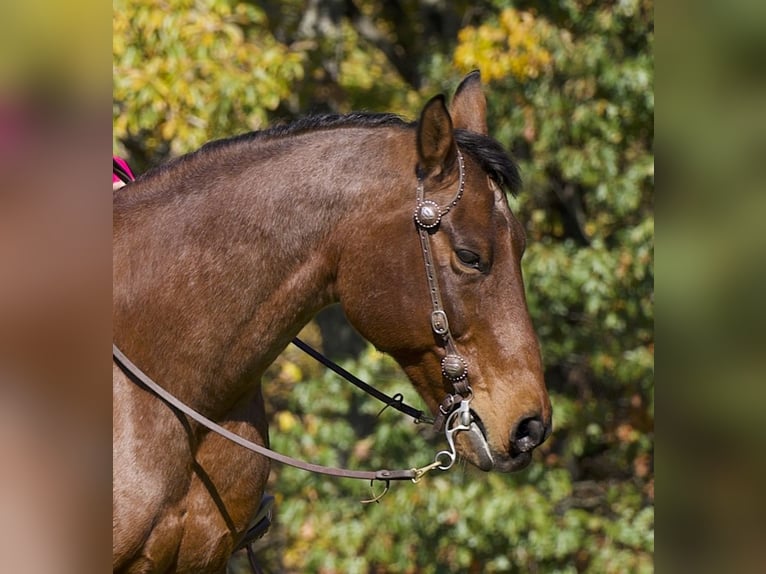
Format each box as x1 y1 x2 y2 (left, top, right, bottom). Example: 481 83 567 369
113 156 134 183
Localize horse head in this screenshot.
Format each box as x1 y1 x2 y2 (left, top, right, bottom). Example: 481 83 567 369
336 72 552 472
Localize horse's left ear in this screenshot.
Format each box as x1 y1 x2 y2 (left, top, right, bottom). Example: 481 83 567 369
417 94 457 178
450 70 488 135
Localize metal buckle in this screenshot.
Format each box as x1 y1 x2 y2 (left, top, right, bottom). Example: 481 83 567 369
431 310 449 336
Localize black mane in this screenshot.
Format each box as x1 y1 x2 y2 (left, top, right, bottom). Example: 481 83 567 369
200 112 412 152
158 112 521 195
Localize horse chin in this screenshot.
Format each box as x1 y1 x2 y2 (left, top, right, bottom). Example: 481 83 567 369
490 451 533 473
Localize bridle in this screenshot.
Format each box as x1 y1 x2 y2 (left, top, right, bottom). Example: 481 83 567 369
112 147 485 494
414 152 469 405
412 149 482 468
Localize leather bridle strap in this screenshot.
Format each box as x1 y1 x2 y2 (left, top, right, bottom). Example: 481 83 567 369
113 343 417 482
291 337 433 424
413 149 473 431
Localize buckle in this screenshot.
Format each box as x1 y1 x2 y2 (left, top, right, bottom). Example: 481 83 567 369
431 310 449 336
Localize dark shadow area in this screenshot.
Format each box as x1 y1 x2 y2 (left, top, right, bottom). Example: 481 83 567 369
314 304 367 360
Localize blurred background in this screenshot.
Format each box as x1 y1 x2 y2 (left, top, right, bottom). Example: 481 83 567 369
112 1 654 572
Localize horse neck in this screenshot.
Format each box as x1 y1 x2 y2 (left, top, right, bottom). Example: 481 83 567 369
113 127 414 412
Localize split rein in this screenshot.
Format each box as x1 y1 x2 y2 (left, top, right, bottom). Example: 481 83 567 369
112 151 477 501
113 344 430 493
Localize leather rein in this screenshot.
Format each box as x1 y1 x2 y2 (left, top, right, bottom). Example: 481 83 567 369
113 150 479 491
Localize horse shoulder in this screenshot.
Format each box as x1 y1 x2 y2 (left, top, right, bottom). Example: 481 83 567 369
112 363 194 570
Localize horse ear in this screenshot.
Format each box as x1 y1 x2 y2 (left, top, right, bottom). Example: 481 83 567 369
449 70 488 135
417 94 457 177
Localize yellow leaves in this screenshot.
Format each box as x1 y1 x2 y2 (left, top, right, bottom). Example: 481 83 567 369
114 0 305 158
200 32 215 49
280 361 303 384
160 118 176 141
277 411 298 433
454 8 553 82
148 10 164 31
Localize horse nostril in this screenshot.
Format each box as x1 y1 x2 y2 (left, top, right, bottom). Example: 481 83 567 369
512 416 546 453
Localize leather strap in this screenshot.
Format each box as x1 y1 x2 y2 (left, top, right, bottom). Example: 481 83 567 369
113 344 417 482
413 150 473 431
291 337 433 425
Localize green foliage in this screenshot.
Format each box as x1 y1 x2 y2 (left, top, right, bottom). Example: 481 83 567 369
241 346 652 573
115 1 653 571
113 0 303 167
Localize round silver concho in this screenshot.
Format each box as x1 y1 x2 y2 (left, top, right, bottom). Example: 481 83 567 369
414 200 442 229
441 354 469 382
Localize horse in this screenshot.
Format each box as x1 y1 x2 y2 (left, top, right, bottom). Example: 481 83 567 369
113 71 552 573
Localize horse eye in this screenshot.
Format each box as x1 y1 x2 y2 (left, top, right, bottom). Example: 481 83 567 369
456 249 482 269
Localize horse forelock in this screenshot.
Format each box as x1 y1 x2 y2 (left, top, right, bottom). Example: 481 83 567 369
454 129 521 197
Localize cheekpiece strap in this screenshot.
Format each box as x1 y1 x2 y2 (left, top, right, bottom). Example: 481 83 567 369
413 149 472 423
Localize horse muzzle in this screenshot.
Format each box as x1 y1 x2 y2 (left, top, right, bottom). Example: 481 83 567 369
496 414 552 472
457 410 552 472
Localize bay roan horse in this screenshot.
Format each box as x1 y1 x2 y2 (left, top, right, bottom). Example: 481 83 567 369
113 71 552 573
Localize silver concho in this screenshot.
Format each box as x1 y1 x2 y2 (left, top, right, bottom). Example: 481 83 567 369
441 354 468 382
414 200 441 229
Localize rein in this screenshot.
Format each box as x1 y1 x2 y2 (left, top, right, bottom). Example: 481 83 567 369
113 344 419 483
112 147 480 493
290 337 433 425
